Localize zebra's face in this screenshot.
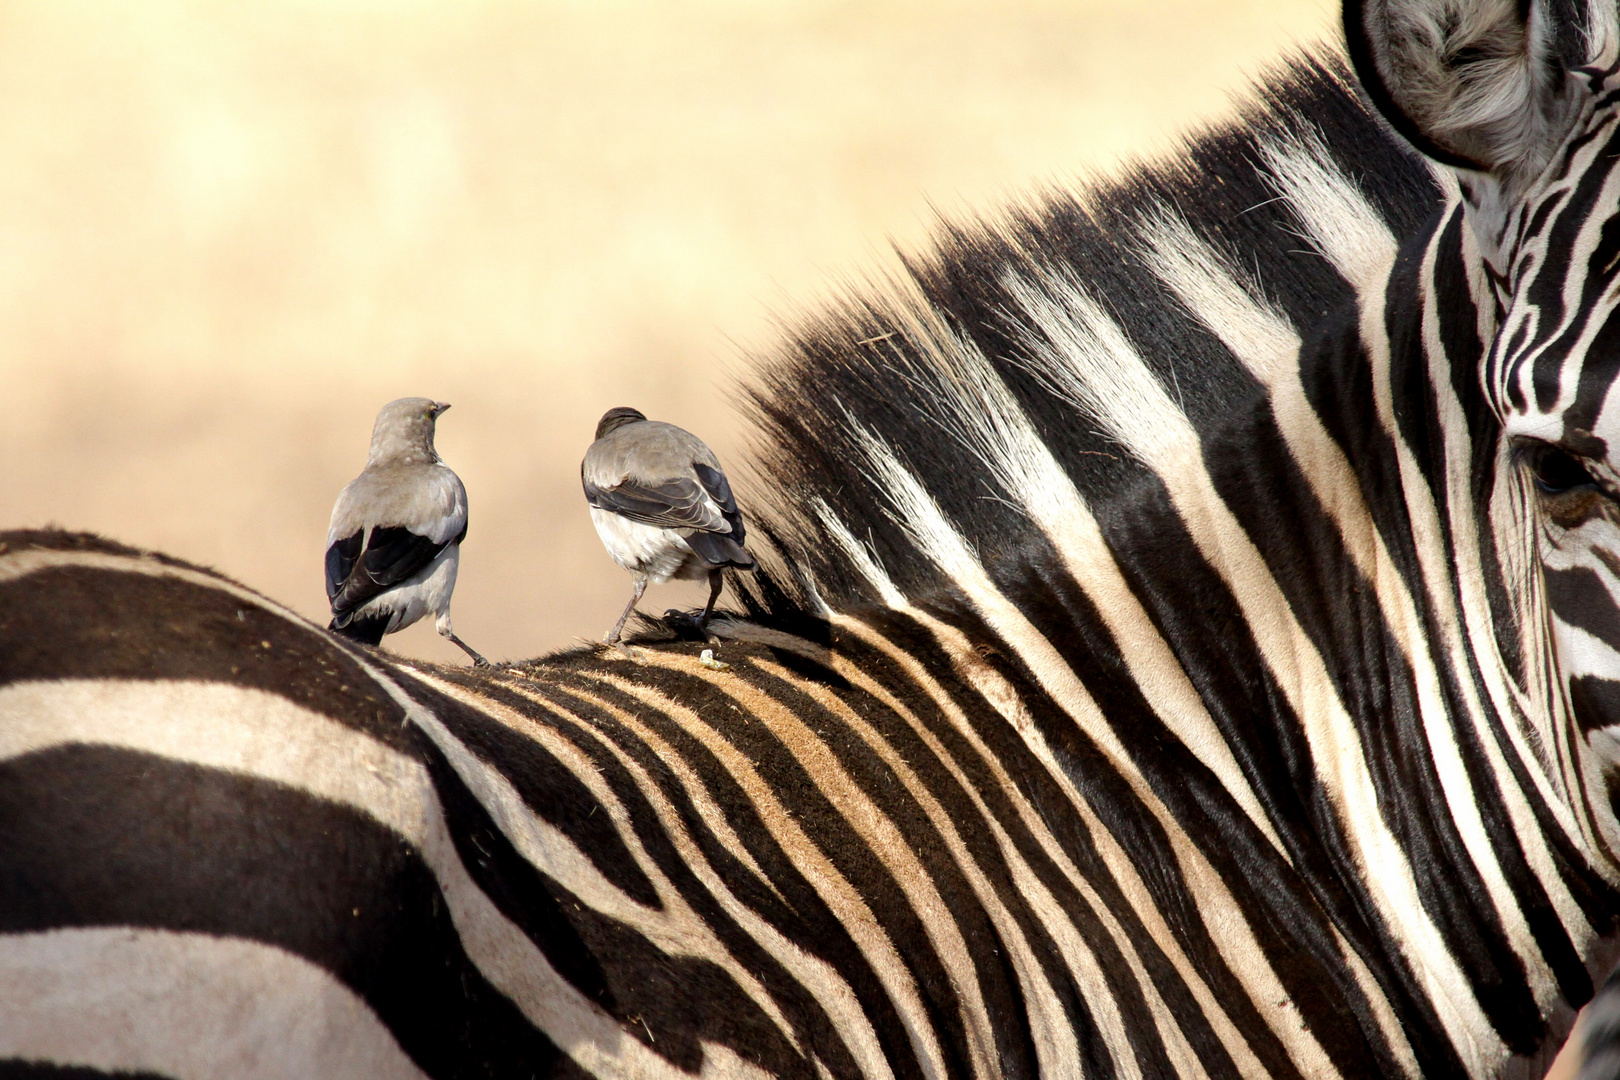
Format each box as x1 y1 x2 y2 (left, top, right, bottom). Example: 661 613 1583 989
1473 69 1620 732
1512 432 1620 735
1482 68 1620 456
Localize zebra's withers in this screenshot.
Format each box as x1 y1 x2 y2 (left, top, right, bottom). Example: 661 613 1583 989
10 0 1620 1077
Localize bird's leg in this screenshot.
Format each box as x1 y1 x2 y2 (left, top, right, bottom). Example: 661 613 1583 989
662 570 725 640
447 632 491 667
697 569 724 633
436 611 490 666
605 575 647 645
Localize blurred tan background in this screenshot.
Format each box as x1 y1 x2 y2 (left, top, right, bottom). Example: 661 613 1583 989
0 0 1335 664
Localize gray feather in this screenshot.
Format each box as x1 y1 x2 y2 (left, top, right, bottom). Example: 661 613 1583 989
582 420 734 536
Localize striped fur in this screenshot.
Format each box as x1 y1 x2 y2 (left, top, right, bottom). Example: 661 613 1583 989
9 9 1620 1079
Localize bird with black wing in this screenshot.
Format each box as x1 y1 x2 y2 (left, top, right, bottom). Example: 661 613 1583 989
325 397 489 665
582 407 755 645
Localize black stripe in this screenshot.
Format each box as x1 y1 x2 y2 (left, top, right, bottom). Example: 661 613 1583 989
391 666 662 909
0 564 412 754
394 668 826 1080
529 672 898 1080
1430 207 1526 693
900 598 1320 1080
1295 231 1551 1056
1569 676 1620 734
984 505 1411 1075
1523 130 1620 413
1093 460 1447 1076
721 652 1061 1079
1425 210 1601 1011
1547 566 1620 656
830 610 1248 1079
759 620 1239 1079
0 745 562 1080
543 656 969 1080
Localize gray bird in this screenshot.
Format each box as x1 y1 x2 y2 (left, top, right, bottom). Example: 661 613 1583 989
325 397 489 666
583 407 755 645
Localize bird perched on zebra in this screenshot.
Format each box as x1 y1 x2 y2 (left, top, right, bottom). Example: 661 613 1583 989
325 396 488 666
582 406 755 644
21 0 1620 1075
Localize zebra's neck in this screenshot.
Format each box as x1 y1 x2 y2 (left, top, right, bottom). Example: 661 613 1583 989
773 193 1620 1074
1137 193 1620 1071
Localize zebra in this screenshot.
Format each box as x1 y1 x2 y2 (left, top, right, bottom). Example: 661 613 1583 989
9 0 1620 1074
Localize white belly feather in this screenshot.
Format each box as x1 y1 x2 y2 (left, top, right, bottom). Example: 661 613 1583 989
589 507 707 583
350 543 462 635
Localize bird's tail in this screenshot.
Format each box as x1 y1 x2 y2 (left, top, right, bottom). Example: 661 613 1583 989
686 531 756 570
329 612 390 646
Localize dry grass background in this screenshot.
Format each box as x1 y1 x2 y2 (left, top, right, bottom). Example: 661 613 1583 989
0 0 1336 664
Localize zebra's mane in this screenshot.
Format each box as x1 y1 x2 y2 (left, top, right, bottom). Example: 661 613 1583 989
733 51 1445 626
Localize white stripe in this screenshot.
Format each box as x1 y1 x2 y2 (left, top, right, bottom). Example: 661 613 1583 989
510 669 950 1080
1415 220 1609 952
750 652 1094 1080
406 674 798 1054
1510 123 1620 441
1453 209 1551 763
1451 212 1599 856
813 494 908 608
0 928 428 1080
563 683 895 1080
348 674 782 1080
445 671 899 1080
0 680 430 826
898 305 1286 858
836 605 1304 1080
731 616 1240 1080
1548 617 1620 873
1255 127 1399 292
1136 207 1302 383
590 659 1010 1080
0 678 755 1080
1001 266 1504 1073
843 423 1344 1078
1553 616 1620 683
1142 198 1569 1058
1365 232 1577 1012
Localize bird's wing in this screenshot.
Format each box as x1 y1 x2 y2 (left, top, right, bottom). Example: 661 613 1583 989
324 530 364 603
583 473 730 533
328 525 461 618
326 465 468 617
691 462 746 543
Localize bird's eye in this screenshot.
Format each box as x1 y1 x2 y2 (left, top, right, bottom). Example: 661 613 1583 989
1530 446 1598 495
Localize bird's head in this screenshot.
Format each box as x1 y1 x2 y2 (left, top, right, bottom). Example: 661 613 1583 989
368 396 450 466
595 406 647 441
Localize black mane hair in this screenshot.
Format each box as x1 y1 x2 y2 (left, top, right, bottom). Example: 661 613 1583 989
734 52 1444 623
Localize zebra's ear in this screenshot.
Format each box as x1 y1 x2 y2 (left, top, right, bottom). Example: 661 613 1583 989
1344 0 1581 181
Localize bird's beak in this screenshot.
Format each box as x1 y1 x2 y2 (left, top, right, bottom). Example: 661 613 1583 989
431 402 451 418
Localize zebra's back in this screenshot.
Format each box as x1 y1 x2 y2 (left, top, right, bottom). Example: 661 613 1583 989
0 528 1402 1079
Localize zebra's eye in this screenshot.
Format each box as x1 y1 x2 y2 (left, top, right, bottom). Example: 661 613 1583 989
1530 447 1597 495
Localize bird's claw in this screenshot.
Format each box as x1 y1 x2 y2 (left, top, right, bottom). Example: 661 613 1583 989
662 608 716 642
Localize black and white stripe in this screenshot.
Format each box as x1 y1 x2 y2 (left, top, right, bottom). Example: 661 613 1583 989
10 0 1620 1075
